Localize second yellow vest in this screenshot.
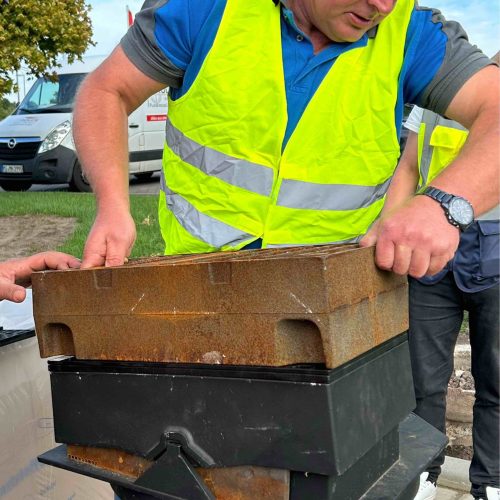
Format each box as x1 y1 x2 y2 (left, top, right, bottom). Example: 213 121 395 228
417 109 468 188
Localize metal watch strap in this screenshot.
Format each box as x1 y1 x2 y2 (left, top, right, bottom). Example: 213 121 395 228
421 186 454 207
418 186 473 231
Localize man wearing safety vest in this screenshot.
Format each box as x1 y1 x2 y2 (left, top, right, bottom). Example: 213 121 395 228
73 2 498 494
75 0 499 280
370 102 499 500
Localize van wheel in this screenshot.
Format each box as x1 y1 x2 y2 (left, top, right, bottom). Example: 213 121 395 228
0 180 32 191
69 161 91 192
133 172 154 180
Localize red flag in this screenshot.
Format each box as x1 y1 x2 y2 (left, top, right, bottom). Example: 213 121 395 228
127 5 134 27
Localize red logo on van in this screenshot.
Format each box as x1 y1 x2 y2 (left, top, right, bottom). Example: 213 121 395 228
147 115 168 122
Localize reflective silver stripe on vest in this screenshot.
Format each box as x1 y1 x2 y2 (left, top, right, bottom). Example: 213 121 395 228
419 109 440 188
166 121 274 196
276 177 392 211
160 173 254 248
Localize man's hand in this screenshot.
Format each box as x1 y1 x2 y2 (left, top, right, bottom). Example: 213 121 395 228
72 47 164 270
81 209 136 268
360 195 460 277
0 252 80 303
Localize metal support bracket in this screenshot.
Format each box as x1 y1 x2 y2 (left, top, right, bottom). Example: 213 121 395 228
135 430 215 500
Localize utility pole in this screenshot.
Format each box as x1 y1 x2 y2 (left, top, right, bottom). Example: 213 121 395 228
15 70 20 104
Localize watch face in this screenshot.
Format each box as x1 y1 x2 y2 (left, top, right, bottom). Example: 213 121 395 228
449 197 474 225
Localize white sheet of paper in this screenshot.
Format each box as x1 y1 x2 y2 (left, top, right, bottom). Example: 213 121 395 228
0 289 35 330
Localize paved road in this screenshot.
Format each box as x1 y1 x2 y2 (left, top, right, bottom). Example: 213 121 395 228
0 172 161 195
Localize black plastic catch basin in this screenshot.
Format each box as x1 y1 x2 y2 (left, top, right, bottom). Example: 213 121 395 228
48 334 414 476
39 333 447 499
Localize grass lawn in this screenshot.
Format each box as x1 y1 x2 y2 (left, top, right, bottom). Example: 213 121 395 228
0 192 164 258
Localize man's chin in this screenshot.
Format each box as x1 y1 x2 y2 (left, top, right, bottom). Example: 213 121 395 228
329 32 365 43
327 24 367 43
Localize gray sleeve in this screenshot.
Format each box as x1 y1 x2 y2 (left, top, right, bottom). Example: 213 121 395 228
417 7 493 116
120 0 184 88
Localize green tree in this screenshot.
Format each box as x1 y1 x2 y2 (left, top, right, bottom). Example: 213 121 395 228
0 96 15 119
0 0 93 96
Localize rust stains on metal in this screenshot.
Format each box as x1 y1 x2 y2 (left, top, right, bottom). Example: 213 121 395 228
198 466 289 500
33 245 407 368
67 444 151 478
67 445 289 499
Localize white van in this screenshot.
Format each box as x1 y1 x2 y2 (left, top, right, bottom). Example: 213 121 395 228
0 55 167 192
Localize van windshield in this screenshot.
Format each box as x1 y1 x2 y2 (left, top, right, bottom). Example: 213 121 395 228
16 73 86 114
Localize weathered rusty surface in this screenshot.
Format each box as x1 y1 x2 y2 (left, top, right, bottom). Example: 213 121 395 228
67 445 289 499
67 444 151 478
33 245 408 368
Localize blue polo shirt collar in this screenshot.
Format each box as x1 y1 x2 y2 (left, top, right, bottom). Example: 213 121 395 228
280 2 370 65
279 0 378 39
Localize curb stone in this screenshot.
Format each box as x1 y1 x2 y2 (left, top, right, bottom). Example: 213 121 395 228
439 456 472 493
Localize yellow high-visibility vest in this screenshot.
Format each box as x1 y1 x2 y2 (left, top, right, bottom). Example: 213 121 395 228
159 0 413 255
417 109 499 220
417 109 468 188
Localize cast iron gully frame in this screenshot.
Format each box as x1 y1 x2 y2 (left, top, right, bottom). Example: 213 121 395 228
38 414 446 500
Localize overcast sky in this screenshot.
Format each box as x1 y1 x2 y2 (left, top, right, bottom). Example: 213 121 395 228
86 0 144 57
87 0 499 58
427 0 499 57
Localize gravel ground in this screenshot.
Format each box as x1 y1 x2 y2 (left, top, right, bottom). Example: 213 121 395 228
0 214 77 261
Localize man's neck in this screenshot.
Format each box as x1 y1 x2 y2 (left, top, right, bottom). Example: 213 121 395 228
283 0 332 54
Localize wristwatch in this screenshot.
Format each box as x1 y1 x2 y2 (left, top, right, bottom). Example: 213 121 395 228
419 186 474 231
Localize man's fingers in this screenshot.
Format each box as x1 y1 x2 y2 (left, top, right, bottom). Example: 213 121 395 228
375 241 452 278
104 255 127 267
379 243 450 278
0 252 81 302
53 256 81 270
55 260 77 270
359 230 377 247
33 252 81 271
374 237 395 271
81 212 136 269
427 253 453 277
0 282 27 303
81 232 108 269
371 194 460 277
104 239 133 267
82 238 131 268
392 244 413 275
359 221 380 248
408 249 431 278
81 251 106 269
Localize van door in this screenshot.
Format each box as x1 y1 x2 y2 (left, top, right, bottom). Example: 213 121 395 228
127 107 145 175
142 89 168 173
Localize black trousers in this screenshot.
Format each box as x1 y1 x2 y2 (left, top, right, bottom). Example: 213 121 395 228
409 274 499 498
